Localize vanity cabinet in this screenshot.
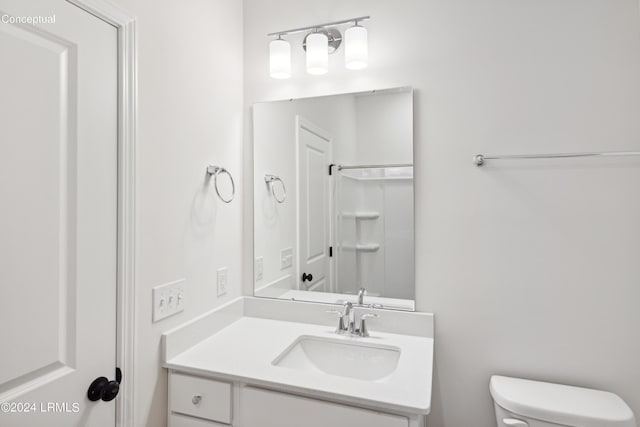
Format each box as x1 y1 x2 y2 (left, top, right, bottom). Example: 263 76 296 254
168 371 424 427
239 386 410 427
168 372 232 426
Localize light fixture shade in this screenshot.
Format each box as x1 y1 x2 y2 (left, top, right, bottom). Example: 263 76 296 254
345 25 368 70
306 32 329 75
269 38 291 79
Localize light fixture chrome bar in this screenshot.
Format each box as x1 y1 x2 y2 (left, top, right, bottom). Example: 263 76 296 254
474 151 640 167
267 16 370 37
337 163 413 171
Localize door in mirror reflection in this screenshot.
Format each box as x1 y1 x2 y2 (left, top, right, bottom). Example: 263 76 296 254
253 87 415 310
297 117 332 292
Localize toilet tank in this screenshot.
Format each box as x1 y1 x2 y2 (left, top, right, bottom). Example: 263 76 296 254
490 376 636 427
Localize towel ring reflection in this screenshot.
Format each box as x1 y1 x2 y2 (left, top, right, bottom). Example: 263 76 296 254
265 174 286 204
207 165 235 203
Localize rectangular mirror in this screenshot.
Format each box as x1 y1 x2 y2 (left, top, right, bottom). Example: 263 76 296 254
253 87 414 310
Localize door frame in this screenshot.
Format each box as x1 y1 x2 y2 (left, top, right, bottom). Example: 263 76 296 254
295 115 334 292
65 1 137 426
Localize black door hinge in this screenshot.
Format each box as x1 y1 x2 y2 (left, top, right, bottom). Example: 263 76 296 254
329 246 333 257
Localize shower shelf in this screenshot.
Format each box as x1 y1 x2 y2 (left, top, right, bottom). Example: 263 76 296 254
340 243 380 252
340 211 380 220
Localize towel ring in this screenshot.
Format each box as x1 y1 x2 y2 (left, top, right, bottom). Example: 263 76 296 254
207 165 235 203
265 174 286 204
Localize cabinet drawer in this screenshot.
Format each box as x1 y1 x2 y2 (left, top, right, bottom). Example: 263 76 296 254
239 386 409 427
169 373 231 424
169 413 228 427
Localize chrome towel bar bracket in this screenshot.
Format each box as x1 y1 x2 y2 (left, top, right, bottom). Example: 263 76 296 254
207 165 235 203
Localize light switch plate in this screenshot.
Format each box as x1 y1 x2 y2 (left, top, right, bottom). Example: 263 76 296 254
280 247 293 270
152 279 185 322
217 267 228 297
255 257 264 281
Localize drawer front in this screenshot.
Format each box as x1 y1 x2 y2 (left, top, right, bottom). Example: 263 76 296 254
170 373 231 424
169 413 228 427
239 386 409 427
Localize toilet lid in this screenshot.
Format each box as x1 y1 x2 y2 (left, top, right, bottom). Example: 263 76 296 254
490 376 636 427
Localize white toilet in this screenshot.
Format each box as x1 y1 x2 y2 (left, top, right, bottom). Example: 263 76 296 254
490 375 636 427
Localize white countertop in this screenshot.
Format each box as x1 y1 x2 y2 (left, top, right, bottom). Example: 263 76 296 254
164 315 433 415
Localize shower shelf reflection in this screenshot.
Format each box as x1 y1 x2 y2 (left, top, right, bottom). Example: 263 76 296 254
340 211 380 220
339 243 381 253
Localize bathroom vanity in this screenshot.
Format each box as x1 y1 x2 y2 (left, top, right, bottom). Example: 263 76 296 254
164 86 430 427
162 297 433 427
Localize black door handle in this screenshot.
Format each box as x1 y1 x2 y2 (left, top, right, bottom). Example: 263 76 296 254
88 368 122 402
301 272 313 282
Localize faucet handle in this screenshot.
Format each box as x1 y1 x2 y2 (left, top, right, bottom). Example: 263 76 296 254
358 313 378 337
357 288 367 305
326 310 347 333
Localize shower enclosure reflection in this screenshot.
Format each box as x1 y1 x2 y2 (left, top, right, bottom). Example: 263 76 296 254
334 164 414 302
253 87 414 310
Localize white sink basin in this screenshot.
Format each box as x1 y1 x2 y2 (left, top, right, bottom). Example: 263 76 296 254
272 335 401 381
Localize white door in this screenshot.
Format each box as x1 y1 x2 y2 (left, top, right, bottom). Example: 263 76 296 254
296 117 332 292
0 1 118 426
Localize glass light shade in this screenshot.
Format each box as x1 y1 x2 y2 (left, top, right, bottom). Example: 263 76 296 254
306 32 329 75
345 25 368 70
269 38 291 79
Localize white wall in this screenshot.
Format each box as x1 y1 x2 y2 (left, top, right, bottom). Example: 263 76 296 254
354 91 413 164
243 1 640 426
109 1 244 426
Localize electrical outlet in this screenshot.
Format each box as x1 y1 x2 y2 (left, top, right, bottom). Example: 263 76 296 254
152 279 185 322
280 247 293 270
217 267 228 297
255 257 264 281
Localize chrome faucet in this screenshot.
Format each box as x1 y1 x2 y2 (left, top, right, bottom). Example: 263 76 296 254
357 288 367 305
343 301 355 334
327 302 379 337
356 313 378 337
327 301 354 334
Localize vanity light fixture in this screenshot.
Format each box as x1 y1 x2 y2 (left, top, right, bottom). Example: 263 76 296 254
345 21 368 70
305 30 329 75
267 16 370 78
269 35 291 79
